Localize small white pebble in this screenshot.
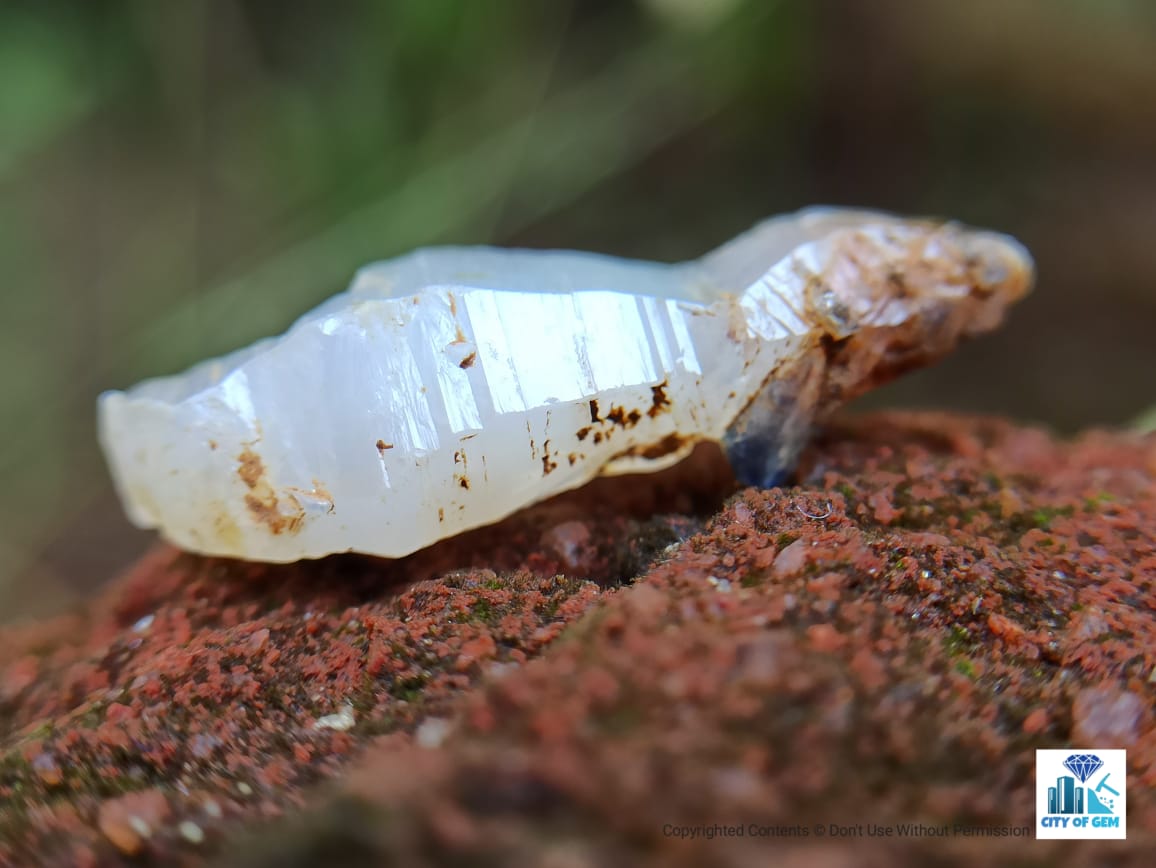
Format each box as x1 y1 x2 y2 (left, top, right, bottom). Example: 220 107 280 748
128 817 151 839
707 576 732 593
314 703 356 732
179 821 205 845
415 717 452 749
202 799 222 819
132 614 155 633
236 782 252 796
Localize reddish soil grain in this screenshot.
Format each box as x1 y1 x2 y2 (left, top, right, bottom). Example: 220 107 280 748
1 412 1154 867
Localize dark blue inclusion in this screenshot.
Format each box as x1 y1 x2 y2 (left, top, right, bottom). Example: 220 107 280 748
720 354 819 490
722 432 793 489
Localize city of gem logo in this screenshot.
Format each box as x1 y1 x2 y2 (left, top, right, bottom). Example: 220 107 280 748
1037 749 1126 839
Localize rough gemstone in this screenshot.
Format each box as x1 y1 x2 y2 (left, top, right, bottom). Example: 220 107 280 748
97 208 1033 562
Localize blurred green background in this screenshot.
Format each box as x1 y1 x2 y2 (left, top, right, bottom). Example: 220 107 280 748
3 0 1156 621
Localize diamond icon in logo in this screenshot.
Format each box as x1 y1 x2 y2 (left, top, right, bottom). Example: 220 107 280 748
1063 753 1104 783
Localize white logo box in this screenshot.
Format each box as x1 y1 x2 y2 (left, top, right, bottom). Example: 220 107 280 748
1036 749 1126 840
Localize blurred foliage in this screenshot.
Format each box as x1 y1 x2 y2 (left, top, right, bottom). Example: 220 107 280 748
1134 405 1156 435
2 0 1155 619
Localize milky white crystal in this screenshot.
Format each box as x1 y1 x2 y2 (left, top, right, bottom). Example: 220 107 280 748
98 208 1033 562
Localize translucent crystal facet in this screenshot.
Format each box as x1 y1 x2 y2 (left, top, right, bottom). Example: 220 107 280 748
97 208 1033 561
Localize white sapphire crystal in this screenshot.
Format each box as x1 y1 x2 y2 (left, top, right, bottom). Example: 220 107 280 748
98 208 1033 562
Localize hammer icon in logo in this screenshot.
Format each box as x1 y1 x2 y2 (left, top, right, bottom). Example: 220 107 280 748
1094 773 1120 798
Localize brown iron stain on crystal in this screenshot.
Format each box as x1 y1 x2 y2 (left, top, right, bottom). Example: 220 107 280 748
445 295 472 349
575 387 662 445
376 440 393 454
606 405 642 429
454 449 471 490
541 439 558 476
609 433 692 462
237 448 264 490
647 380 672 418
237 447 305 535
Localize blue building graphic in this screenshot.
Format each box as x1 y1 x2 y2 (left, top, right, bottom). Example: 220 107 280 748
1047 776 1085 814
